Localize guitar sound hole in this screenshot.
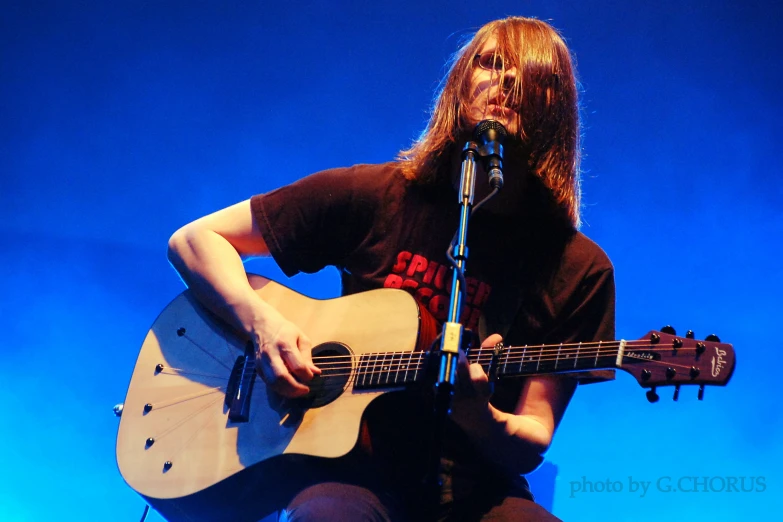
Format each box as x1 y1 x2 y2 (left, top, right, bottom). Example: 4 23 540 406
294 342 352 409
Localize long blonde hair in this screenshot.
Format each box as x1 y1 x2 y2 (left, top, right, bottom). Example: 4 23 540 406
398 17 582 227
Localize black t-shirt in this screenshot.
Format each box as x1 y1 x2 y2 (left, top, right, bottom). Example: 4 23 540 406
250 162 615 498
252 162 505 330
251 161 614 347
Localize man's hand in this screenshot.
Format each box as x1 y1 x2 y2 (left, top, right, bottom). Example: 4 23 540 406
451 333 504 424
252 304 321 398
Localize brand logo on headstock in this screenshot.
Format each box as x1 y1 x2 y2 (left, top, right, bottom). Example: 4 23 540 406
625 351 660 361
711 347 727 377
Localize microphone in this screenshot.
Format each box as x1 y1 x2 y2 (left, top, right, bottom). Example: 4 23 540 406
473 120 507 190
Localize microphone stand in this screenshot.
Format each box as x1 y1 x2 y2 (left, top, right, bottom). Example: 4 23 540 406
425 121 505 514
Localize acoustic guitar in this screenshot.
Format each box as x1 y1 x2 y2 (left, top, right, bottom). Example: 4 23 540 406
116 274 734 521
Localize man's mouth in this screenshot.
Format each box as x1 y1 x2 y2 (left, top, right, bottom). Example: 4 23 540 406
486 103 515 118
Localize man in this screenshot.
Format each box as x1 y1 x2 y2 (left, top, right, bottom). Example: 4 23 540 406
168 16 614 521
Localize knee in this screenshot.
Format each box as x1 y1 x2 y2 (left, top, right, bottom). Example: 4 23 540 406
281 482 394 522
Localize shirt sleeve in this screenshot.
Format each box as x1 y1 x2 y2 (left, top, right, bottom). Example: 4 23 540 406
491 235 617 410
250 165 376 277
546 264 616 347
544 249 616 385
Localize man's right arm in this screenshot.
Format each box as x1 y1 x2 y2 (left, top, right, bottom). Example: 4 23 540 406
166 199 319 397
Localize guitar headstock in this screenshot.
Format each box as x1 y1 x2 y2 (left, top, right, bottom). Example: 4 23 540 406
619 327 735 402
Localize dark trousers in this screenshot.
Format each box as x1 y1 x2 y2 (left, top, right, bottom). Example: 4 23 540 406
278 481 562 521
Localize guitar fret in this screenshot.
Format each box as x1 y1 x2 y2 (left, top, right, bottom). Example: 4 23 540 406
518 345 527 374
384 352 392 384
574 342 580 369
371 353 380 386
594 341 602 368
363 354 371 387
555 342 563 370
364 354 372 386
358 354 367 387
381 353 391 385
383 353 392 384
503 345 510 375
359 353 376 388
536 344 542 372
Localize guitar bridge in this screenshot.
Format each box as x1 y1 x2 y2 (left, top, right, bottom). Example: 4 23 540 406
225 341 257 423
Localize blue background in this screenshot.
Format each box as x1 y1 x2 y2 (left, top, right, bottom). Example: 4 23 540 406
1 0 780 520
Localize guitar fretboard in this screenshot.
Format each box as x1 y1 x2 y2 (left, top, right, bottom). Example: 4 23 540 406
354 351 427 389
351 341 624 390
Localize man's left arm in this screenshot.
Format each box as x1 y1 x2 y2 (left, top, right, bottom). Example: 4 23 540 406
452 339 576 475
451 265 615 475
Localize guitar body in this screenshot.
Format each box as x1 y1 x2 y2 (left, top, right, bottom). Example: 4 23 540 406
116 275 432 521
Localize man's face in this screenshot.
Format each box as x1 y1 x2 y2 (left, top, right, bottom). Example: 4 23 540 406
464 37 520 137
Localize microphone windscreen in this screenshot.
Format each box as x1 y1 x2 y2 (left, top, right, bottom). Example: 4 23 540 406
473 120 508 144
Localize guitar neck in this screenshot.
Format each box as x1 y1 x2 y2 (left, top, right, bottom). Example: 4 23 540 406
470 340 622 379
349 340 623 390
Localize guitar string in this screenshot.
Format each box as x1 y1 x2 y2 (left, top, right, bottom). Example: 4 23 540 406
287 339 717 362
318 355 705 389
242 354 705 381
250 353 705 393
307 339 650 357
313 351 704 370
158 343 619 377
289 344 710 371
158 347 711 382
179 334 232 371
293 345 712 368
159 368 229 379
150 395 226 441
142 384 226 410
154 338 716 396
163 396 229 463
308 348 688 367
154 362 707 404
290 355 704 377
183 338 719 364
161 339 718 380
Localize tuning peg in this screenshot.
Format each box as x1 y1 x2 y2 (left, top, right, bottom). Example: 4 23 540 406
661 325 676 335
698 384 705 401
705 334 721 342
686 330 695 339
673 385 680 401
646 387 660 403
